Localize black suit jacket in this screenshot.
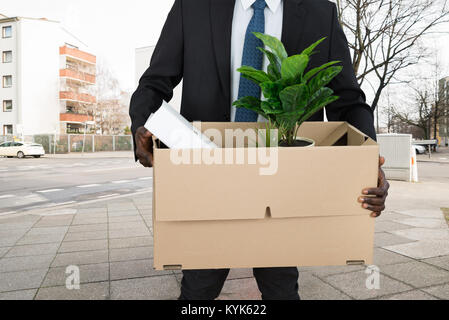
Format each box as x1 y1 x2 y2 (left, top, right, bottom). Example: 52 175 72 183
130 0 376 159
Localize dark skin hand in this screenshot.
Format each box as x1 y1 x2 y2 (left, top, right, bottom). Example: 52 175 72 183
359 157 390 218
135 126 154 168
136 126 390 217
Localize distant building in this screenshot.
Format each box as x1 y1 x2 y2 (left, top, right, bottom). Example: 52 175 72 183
438 76 449 146
134 46 183 112
0 14 96 137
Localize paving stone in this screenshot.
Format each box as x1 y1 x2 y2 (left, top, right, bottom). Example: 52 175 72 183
108 210 140 217
379 290 438 300
110 259 171 280
110 246 153 262
0 228 29 239
391 228 449 241
0 289 37 300
228 269 254 280
52 250 109 267
374 232 416 247
109 228 151 239
109 236 153 249
58 239 108 253
302 265 365 277
395 208 445 219
0 247 11 258
380 261 449 288
5 243 60 258
0 234 23 247
0 254 54 272
383 240 449 259
108 216 143 223
108 221 148 230
299 272 352 300
76 208 108 215
34 216 74 228
378 212 414 221
218 278 261 300
16 233 66 245
72 213 107 221
395 218 447 229
63 231 108 242
110 276 179 300
422 283 449 299
324 270 412 299
422 255 449 271
373 248 413 266
71 217 108 225
375 221 414 233
0 269 48 292
26 226 69 236
42 263 109 287
35 282 109 300
68 224 108 233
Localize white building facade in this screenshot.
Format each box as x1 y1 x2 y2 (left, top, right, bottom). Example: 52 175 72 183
0 15 94 137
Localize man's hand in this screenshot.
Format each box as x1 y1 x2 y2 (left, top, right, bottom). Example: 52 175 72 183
359 156 390 218
135 126 154 168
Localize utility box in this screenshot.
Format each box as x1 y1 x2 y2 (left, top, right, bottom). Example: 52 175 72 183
377 134 412 182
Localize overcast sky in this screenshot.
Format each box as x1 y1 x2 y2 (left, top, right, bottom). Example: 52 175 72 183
2 0 448 110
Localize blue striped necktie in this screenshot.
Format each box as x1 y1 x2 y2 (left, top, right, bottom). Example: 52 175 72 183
235 0 266 122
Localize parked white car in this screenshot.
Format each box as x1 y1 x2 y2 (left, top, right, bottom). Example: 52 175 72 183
413 144 426 155
0 142 45 158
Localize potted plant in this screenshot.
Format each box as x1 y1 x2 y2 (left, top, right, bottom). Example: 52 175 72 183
232 33 343 147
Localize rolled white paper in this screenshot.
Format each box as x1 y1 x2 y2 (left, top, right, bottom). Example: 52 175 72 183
144 101 218 149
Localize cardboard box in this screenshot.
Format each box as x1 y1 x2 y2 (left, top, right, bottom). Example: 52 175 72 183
152 122 379 270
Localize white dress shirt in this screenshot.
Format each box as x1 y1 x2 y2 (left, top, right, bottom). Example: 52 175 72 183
230 0 284 122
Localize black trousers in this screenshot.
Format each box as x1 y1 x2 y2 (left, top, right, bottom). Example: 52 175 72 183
179 267 300 300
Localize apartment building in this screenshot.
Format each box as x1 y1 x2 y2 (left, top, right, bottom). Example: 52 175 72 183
0 14 96 136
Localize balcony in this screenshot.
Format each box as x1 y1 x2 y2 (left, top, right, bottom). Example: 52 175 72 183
60 91 96 104
59 46 96 65
60 113 94 124
60 69 96 85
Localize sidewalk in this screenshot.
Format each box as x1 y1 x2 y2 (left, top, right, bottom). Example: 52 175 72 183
0 180 448 300
417 147 449 164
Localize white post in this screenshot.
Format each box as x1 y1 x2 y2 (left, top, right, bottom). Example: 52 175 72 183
113 135 116 152
92 135 95 153
68 135 71 153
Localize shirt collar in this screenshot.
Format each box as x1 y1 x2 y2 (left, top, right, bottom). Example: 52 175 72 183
240 0 282 13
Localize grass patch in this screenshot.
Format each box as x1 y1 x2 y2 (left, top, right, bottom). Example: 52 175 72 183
442 208 449 227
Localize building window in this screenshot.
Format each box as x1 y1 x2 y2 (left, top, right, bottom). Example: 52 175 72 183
2 51 12 63
3 100 12 112
2 26 12 38
2 75 12 88
3 125 13 135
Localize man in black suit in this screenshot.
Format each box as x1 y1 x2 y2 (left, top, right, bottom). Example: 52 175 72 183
130 0 390 300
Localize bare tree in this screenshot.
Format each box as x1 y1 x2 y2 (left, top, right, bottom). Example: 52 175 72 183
94 60 130 135
336 0 449 114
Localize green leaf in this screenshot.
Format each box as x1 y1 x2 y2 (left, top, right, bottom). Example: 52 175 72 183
261 101 283 115
298 95 340 127
281 54 309 81
304 61 341 82
308 87 334 106
279 84 308 113
237 66 272 84
301 37 327 57
308 66 343 95
260 81 283 100
258 47 281 80
253 32 288 62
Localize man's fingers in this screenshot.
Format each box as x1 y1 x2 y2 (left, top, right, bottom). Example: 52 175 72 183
358 196 386 206
363 203 386 212
371 212 381 218
379 156 386 167
363 187 387 197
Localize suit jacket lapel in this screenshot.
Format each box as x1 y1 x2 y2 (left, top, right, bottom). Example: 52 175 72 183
210 0 236 104
282 0 306 55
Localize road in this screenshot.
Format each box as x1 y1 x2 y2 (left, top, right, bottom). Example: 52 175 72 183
0 153 152 215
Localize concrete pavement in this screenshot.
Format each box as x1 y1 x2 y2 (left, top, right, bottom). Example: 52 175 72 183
0 161 448 300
